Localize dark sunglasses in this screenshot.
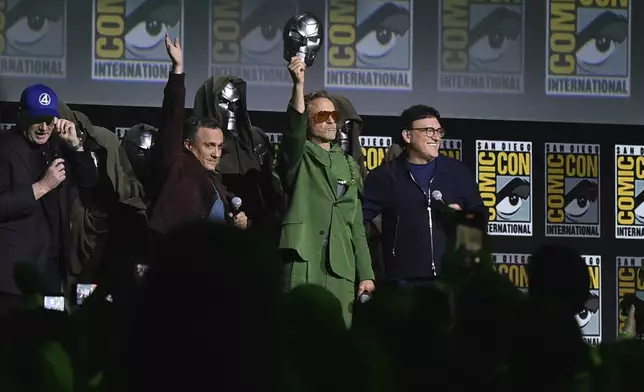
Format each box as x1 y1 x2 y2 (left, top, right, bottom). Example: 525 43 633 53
311 110 339 124
23 115 55 127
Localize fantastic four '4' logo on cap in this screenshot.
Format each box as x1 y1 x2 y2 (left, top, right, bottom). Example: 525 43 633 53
438 0 525 94
544 143 600 238
615 145 644 239
324 0 412 91
92 0 184 82
209 0 297 86
0 0 67 78
476 140 532 236
546 0 630 97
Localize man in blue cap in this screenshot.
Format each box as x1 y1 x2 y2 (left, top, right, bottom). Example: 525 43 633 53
0 84 98 315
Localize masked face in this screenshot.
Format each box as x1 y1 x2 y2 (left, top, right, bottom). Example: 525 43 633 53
217 82 240 132
337 120 351 153
283 13 323 67
123 125 157 185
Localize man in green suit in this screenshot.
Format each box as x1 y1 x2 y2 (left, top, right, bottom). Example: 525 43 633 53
278 56 375 326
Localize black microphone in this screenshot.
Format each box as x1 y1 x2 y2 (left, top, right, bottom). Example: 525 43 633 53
231 197 242 216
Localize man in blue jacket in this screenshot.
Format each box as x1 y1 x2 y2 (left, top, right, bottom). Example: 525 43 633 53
362 104 485 283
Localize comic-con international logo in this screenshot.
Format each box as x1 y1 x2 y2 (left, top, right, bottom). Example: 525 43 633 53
545 143 600 238
209 0 297 86
617 256 644 340
615 145 644 239
441 139 462 161
580 255 601 345
477 140 532 236
92 0 184 82
492 253 529 293
438 0 524 93
325 0 412 90
360 136 391 171
546 0 630 97
0 0 67 78
266 132 282 167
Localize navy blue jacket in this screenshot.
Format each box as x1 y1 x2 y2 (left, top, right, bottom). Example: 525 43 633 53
362 153 485 280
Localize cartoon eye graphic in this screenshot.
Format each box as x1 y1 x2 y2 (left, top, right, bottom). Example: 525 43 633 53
634 190 644 224
124 0 181 52
495 178 530 220
468 7 521 65
240 0 291 55
576 294 599 329
5 2 63 50
564 180 598 221
576 11 628 71
356 3 410 60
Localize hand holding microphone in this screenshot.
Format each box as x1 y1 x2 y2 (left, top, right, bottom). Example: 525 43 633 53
431 190 461 211
228 196 248 230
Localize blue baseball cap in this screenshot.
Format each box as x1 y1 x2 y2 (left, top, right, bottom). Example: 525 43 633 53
19 84 60 119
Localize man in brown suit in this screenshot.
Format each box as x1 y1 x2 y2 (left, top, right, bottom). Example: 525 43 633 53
148 34 247 237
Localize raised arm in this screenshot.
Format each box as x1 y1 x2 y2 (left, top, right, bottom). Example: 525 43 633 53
276 56 307 192
155 34 185 172
49 119 98 189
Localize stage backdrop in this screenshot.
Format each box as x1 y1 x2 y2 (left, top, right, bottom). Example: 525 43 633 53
2 99 644 344
0 0 643 125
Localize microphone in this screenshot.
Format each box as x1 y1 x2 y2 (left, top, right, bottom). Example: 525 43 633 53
231 197 242 216
431 190 454 215
431 190 444 204
358 293 372 303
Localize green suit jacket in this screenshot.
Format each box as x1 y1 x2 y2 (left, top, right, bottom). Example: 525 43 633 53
277 104 374 283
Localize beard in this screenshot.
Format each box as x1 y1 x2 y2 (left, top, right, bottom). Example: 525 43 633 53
314 126 337 142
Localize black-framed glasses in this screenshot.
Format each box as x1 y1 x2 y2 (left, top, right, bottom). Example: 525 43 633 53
408 127 445 138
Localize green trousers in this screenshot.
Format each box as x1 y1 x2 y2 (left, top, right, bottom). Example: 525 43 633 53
282 245 355 327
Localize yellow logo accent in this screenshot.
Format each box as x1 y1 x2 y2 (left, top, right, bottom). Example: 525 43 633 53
476 140 532 236
545 143 600 237
615 145 644 238
325 0 412 90
546 0 630 96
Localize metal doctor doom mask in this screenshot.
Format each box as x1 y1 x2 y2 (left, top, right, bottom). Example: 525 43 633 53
337 120 352 153
283 13 323 67
122 124 157 185
218 82 240 132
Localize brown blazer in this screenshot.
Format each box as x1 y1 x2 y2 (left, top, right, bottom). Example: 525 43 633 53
148 73 230 236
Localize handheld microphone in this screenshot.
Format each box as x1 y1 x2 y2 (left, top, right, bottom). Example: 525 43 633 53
431 190 444 204
231 197 242 216
358 293 372 303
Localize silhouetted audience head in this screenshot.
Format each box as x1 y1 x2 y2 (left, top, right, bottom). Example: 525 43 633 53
528 244 589 315
130 221 283 390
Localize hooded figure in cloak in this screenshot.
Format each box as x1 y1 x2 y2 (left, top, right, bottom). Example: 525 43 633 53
329 95 366 178
58 102 147 287
193 77 285 238
329 95 385 279
122 123 158 202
